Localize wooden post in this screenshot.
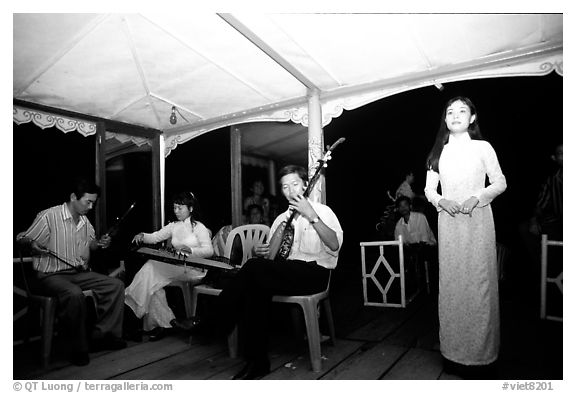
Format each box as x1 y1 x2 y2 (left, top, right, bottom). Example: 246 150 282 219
268 160 276 197
95 122 107 236
230 126 243 227
151 134 163 230
307 90 325 203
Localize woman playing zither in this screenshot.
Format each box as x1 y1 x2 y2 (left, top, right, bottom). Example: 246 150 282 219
125 191 213 341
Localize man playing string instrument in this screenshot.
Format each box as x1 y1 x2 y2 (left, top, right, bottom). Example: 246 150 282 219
188 164 343 379
16 177 126 366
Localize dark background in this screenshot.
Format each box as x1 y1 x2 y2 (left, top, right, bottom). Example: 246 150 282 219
13 74 563 284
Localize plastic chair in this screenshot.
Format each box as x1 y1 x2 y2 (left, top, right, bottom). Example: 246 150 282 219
272 272 336 372
190 224 270 357
14 254 125 368
165 281 196 318
165 235 212 319
540 234 563 321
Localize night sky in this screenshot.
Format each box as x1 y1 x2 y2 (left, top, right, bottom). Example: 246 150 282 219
322 74 563 269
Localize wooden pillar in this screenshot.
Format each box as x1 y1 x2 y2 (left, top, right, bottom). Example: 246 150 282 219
230 126 243 227
268 160 276 196
151 134 163 230
95 121 107 236
307 90 325 203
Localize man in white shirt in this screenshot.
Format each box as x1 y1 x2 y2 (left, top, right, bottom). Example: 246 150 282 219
188 165 343 379
394 196 437 296
394 196 437 245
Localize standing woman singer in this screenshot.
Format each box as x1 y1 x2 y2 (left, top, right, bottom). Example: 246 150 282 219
424 96 506 376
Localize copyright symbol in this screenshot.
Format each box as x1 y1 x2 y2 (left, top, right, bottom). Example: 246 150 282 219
13 382 22 391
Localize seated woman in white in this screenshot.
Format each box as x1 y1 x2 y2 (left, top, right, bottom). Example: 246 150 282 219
125 191 214 340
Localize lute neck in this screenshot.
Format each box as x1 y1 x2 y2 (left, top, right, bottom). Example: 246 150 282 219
284 161 325 226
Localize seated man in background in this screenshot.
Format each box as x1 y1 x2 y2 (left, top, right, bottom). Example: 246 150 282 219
16 177 126 366
394 196 437 294
394 196 436 246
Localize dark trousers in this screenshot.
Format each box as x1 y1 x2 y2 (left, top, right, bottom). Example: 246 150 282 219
35 270 125 353
211 258 330 362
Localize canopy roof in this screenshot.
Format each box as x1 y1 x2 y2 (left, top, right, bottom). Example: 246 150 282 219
13 13 563 157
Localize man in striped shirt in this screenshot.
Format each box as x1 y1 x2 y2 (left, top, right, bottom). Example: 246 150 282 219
17 178 125 366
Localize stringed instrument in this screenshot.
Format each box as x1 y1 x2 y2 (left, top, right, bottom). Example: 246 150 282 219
105 202 136 237
136 247 235 270
268 137 345 262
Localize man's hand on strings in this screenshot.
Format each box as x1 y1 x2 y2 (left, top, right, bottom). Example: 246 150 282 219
288 194 317 221
132 233 145 245
96 234 111 249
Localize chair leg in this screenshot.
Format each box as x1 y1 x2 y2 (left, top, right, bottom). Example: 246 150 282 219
227 326 239 359
41 300 57 368
322 298 336 346
173 282 193 318
301 300 322 373
190 288 199 318
290 306 304 338
424 260 431 294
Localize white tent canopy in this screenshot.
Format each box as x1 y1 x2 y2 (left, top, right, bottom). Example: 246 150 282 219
14 13 563 158
13 13 563 227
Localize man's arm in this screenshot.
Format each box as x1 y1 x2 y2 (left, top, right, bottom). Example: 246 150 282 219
17 232 49 255
16 211 51 255
295 197 340 252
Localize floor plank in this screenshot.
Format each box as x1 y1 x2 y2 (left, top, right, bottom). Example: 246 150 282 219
113 342 228 380
13 281 563 381
344 308 410 342
41 336 192 380
206 334 303 380
383 301 437 347
321 341 408 380
265 339 364 380
381 347 444 380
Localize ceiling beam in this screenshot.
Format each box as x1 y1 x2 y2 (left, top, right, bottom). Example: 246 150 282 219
218 13 320 92
322 42 563 102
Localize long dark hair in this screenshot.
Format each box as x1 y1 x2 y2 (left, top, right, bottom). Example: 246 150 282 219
171 191 200 226
425 96 484 172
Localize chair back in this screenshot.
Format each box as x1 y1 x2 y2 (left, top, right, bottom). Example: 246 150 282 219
360 235 407 308
223 224 270 266
540 234 563 322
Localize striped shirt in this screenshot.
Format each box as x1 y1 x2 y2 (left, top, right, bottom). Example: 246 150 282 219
535 169 563 227
18 203 95 273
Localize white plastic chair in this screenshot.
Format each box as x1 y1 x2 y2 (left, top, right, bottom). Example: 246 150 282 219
272 272 336 372
190 224 270 357
540 234 563 321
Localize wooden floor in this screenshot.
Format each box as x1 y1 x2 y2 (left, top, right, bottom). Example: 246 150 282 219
13 272 563 380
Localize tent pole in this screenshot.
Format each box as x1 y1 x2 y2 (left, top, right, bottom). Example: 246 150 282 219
95 121 107 236
307 90 325 204
230 126 243 227
151 134 165 230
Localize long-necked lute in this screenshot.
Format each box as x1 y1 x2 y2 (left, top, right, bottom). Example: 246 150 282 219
268 137 345 261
